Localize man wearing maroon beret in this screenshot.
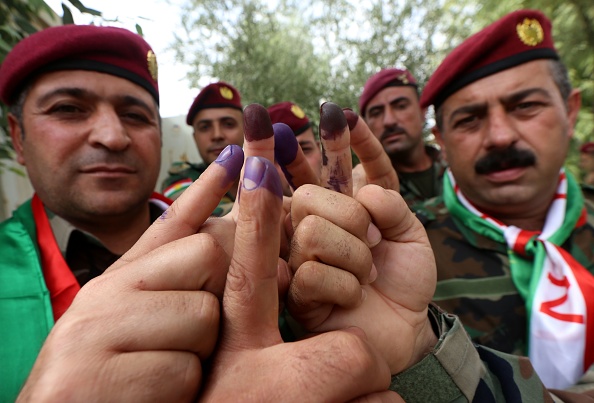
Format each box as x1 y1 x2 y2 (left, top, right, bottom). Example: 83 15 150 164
0 24 181 400
359 68 446 206
161 81 243 214
415 9 594 392
579 142 594 187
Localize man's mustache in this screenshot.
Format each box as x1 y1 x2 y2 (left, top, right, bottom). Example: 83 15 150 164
475 147 536 174
379 126 408 142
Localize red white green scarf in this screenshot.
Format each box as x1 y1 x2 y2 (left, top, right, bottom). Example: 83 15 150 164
443 169 594 389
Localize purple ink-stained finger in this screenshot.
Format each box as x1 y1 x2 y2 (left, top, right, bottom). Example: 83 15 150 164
244 104 274 142
243 156 283 199
319 102 347 141
342 108 359 131
273 123 299 165
215 144 244 186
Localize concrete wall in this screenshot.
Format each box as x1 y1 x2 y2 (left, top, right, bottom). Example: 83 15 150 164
0 114 201 219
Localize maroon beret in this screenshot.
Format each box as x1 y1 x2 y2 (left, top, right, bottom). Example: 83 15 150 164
420 9 558 109
359 68 417 117
580 142 594 154
186 81 243 125
0 24 159 105
267 101 311 135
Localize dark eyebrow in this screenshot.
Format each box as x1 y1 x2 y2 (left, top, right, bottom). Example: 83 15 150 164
298 140 314 147
500 88 551 105
388 96 409 106
119 95 157 119
35 87 92 107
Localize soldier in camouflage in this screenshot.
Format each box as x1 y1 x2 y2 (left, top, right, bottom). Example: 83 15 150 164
359 68 447 206
416 8 594 392
161 81 244 216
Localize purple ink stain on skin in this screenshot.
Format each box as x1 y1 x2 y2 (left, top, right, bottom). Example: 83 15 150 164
215 144 244 185
273 123 298 165
243 157 283 199
326 159 349 193
244 104 274 142
342 108 359 131
273 123 298 189
319 102 347 140
159 209 168 220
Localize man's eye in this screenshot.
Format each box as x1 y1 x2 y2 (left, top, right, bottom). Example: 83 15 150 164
51 104 82 114
453 115 478 129
123 112 149 123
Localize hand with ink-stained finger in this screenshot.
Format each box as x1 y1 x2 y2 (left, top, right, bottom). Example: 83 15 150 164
17 143 247 402
285 104 438 376
273 102 398 196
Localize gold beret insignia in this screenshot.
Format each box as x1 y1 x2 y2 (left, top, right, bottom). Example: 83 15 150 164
290 104 305 118
147 50 158 81
517 18 544 47
220 86 234 100
397 73 409 85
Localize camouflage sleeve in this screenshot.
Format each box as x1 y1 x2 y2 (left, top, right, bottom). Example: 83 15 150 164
390 304 555 402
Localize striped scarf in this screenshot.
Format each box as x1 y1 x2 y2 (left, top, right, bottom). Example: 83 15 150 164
443 168 594 389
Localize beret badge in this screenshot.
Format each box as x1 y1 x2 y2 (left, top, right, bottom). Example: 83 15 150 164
147 50 158 81
290 104 305 119
517 18 544 46
397 73 410 85
220 86 234 100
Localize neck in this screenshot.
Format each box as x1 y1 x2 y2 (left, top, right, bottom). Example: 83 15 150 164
390 146 432 173
66 205 152 255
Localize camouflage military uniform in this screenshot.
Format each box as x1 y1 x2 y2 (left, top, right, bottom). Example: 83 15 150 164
390 304 576 402
412 188 594 360
161 161 235 217
399 145 447 207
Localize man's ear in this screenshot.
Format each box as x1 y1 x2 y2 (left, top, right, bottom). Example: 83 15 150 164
565 88 582 139
431 125 447 164
8 113 26 166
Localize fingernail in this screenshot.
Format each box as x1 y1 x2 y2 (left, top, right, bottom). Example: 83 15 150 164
244 104 273 142
215 144 244 184
273 123 298 165
369 263 378 283
319 102 347 140
342 108 359 131
243 157 283 198
367 222 381 247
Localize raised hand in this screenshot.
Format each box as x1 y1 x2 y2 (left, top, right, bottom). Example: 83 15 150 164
17 144 246 402
200 156 397 402
286 104 437 374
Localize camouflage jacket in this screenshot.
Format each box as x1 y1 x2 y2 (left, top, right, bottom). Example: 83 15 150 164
390 304 592 402
410 187 594 393
399 145 447 207
161 161 234 217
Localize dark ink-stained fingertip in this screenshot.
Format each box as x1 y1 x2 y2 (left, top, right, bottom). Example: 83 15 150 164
342 108 359 131
244 104 274 142
319 102 347 140
243 157 283 199
215 144 244 184
273 123 298 165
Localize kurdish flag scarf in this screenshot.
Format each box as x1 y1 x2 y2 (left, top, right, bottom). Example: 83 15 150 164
443 168 594 389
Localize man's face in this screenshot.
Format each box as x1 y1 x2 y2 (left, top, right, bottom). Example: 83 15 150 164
435 60 581 216
364 86 426 157
192 107 244 165
296 127 322 176
10 70 162 223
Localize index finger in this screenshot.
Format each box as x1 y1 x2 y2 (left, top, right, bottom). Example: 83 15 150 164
110 144 244 271
273 122 320 190
343 108 399 193
319 102 353 196
222 157 285 348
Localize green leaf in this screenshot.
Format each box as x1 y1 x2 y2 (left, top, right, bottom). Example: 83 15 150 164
65 0 102 16
135 23 144 36
62 3 75 25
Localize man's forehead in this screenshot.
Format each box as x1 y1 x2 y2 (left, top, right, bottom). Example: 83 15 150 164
368 86 416 108
29 70 154 101
193 107 243 123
